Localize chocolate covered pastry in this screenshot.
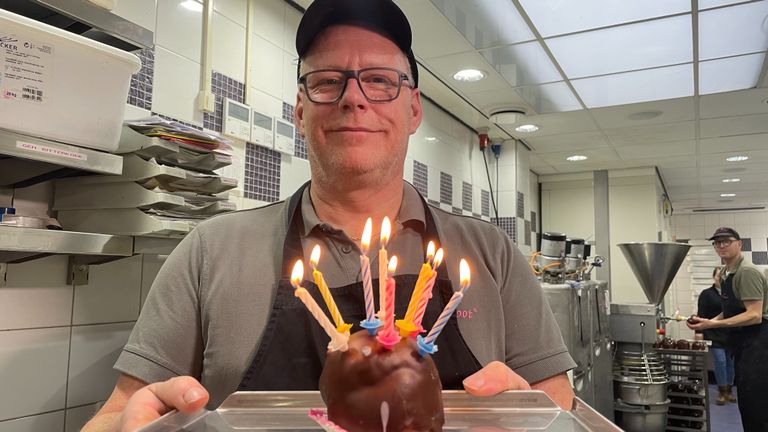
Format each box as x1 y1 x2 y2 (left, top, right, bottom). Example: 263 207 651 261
320 330 444 432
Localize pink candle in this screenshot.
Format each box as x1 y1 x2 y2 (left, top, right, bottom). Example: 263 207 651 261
376 256 400 349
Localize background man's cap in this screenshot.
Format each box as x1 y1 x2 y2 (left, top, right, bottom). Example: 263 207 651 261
708 227 741 241
295 0 419 87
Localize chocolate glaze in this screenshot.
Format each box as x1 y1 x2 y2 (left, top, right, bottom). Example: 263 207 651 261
676 339 691 350
320 330 444 432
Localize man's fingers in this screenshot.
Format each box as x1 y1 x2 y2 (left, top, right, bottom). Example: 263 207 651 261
463 361 531 396
120 376 208 432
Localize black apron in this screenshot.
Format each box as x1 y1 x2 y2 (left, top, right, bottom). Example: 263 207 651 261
721 272 768 432
238 182 481 391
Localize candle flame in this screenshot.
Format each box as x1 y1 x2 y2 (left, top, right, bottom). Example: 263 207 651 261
310 244 321 268
361 218 372 253
433 248 444 269
426 241 435 261
388 255 398 274
290 260 304 288
380 217 391 247
460 258 471 289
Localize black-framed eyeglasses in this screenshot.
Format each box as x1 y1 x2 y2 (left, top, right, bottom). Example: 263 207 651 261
297 67 412 104
712 238 736 247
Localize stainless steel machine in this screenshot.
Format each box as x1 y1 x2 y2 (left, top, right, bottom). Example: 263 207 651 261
610 242 691 432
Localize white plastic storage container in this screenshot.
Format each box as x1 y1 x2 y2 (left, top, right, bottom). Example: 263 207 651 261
0 8 141 153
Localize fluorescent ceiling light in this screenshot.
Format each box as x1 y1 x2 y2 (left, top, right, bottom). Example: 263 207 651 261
726 155 749 162
516 81 583 113
453 69 486 82
429 0 534 49
720 193 736 197
722 178 741 182
699 1 768 60
572 64 693 108
545 15 692 79
480 41 562 87
518 0 690 38
180 0 203 12
566 155 588 161
515 124 540 133
700 53 765 95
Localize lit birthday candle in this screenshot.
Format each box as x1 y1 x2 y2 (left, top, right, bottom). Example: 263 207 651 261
291 260 348 352
376 256 401 349
417 259 470 356
377 217 391 322
413 247 444 329
359 218 381 334
310 245 352 334
396 241 436 337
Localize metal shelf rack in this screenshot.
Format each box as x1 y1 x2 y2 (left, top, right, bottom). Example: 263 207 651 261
658 349 711 432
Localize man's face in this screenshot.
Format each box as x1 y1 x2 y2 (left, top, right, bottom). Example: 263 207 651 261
295 25 423 181
713 237 741 261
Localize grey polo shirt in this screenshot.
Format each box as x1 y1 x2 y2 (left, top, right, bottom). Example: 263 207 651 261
115 181 575 408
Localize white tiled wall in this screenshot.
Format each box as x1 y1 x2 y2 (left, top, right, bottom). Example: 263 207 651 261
0 1 534 430
666 210 768 340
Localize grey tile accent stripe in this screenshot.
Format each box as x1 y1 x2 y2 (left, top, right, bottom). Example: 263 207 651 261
413 160 428 198
203 71 245 132
492 216 516 243
282 102 308 159
516 191 525 218
244 143 281 202
462 181 473 212
440 172 452 205
127 48 154 110
481 190 490 217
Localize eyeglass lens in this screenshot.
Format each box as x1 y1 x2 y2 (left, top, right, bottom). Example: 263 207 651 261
302 68 404 103
713 239 733 247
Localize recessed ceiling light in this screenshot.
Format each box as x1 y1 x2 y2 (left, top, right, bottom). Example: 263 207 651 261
566 155 588 162
627 110 663 121
722 178 741 183
425 136 437 141
453 69 486 82
726 155 749 162
515 124 540 133
720 193 736 197
180 0 203 11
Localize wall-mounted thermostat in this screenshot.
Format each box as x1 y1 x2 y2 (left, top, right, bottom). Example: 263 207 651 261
223 98 252 141
274 118 296 156
251 110 274 149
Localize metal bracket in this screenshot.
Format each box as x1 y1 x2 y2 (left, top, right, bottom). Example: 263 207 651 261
0 263 6 287
67 257 90 286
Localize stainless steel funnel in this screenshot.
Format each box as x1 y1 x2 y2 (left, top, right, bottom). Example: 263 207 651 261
618 242 691 306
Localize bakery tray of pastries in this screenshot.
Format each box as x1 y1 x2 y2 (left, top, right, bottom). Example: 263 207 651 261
137 390 621 431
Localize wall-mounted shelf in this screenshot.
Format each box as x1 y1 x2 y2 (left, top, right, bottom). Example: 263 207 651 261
0 226 133 264
0 128 123 187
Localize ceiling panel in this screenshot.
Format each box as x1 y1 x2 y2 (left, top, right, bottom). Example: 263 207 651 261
397 0 475 59
615 140 696 159
525 131 611 153
699 133 768 154
480 41 562 87
545 15 692 79
634 155 698 169
465 87 532 113
699 53 765 95
589 96 695 129
662 175 700 187
516 82 583 114
700 113 768 138
427 0 534 49
518 0 690 37
698 1 768 60
536 148 620 165
604 121 696 146
571 64 694 108
699 88 768 119
659 167 699 180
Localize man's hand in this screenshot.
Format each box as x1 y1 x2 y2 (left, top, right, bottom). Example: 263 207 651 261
686 316 714 331
462 361 532 396
119 376 209 431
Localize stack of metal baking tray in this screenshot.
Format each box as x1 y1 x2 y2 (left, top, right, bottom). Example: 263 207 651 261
137 390 621 431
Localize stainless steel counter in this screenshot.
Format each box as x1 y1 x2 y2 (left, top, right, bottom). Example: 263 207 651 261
138 390 621 431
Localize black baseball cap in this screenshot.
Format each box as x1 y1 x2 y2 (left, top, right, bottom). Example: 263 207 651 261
708 227 741 241
295 0 419 88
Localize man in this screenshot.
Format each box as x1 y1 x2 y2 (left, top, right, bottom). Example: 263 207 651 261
688 227 768 432
694 267 735 405
83 1 575 431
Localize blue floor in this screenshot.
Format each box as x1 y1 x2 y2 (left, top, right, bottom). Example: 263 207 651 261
708 384 742 432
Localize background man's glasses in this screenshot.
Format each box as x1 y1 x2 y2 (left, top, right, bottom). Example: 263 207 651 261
712 239 735 247
298 67 412 104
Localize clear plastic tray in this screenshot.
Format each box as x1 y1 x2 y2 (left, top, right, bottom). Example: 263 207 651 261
137 390 621 431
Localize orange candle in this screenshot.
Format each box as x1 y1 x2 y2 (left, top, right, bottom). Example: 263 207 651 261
310 245 351 334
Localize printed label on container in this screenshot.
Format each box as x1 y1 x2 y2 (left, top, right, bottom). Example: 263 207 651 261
0 33 52 103
17 141 87 161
